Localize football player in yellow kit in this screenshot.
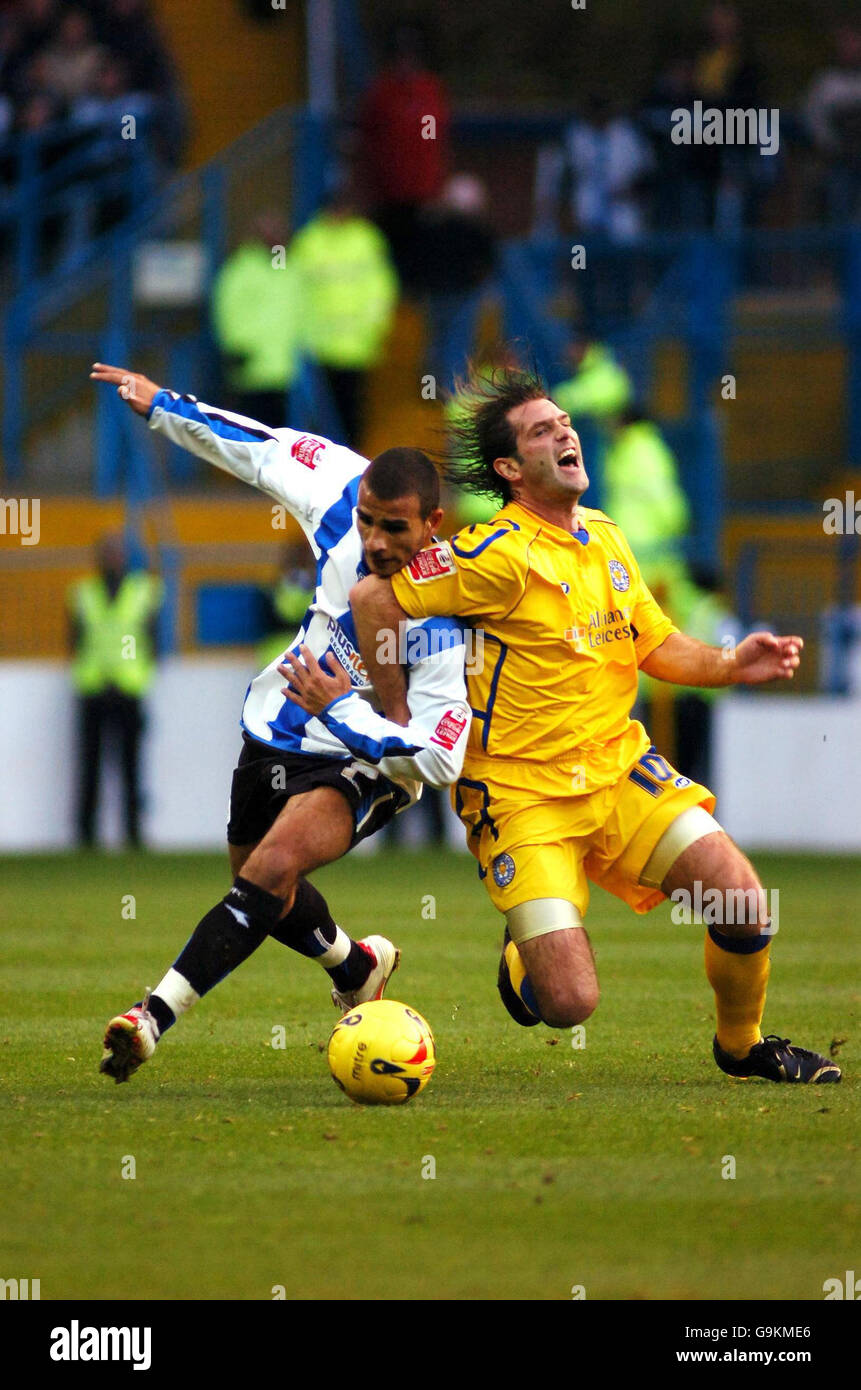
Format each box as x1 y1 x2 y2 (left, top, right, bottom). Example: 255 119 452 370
350 366 841 1084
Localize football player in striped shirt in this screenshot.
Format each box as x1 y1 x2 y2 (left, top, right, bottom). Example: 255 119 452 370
90 364 471 1082
350 365 840 1084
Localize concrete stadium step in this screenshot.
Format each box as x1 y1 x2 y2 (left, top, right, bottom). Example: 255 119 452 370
363 301 445 461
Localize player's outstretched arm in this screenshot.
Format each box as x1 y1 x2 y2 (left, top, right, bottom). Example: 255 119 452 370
350 575 411 726
92 363 365 538
641 630 803 687
90 364 161 416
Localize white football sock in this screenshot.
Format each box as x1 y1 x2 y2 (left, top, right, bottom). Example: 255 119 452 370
152 967 201 1021
313 924 352 968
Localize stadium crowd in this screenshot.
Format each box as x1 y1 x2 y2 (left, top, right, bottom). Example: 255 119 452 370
0 0 185 162
534 4 861 237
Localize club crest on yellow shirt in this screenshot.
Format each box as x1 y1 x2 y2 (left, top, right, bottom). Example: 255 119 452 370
492 852 516 887
608 559 630 593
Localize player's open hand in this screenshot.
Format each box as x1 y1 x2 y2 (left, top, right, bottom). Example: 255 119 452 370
279 646 352 715
731 632 803 684
90 363 161 416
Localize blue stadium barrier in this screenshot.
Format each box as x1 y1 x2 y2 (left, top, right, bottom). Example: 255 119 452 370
197 584 268 645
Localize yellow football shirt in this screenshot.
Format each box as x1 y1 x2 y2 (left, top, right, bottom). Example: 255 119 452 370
391 501 677 796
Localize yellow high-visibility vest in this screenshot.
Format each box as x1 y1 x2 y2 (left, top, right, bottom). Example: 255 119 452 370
552 345 633 422
211 242 303 391
255 578 314 669
288 214 398 369
68 572 163 696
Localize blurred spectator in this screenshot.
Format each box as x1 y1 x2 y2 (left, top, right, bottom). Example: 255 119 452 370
256 542 315 669
288 186 398 447
67 533 163 849
641 55 723 229
694 1 759 107
211 212 303 430
693 2 765 231
89 0 186 162
536 95 653 326
602 404 690 603
91 0 176 97
552 334 633 427
358 20 451 291
70 54 155 146
536 94 653 246
15 0 59 77
37 8 105 107
419 174 496 394
604 409 696 765
63 55 157 238
804 24 861 223
0 0 184 161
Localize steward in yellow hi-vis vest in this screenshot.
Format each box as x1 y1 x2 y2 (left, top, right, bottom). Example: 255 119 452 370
69 570 163 697
67 535 163 848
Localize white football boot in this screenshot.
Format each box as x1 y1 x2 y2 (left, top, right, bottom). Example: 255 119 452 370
100 989 159 1083
331 936 401 1013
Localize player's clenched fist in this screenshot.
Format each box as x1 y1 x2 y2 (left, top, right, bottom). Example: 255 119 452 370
732 631 804 684
90 363 161 416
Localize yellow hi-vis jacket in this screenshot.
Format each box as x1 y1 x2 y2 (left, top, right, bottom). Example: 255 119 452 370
211 242 304 391
288 213 398 369
552 344 633 423
602 419 690 595
68 572 163 696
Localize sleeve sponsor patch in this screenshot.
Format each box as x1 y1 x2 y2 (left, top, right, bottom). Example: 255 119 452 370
408 543 456 582
290 434 326 469
430 708 468 749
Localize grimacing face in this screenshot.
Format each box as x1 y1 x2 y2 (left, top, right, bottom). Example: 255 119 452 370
495 397 589 505
355 480 443 578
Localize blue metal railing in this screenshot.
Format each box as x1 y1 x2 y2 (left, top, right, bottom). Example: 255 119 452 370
0 118 160 294
2 105 341 489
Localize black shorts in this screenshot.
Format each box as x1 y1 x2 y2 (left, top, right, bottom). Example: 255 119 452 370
226 734 411 848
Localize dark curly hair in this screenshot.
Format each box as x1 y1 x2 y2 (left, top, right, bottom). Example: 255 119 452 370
445 362 548 505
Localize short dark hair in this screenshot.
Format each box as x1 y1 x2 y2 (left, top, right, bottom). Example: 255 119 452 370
364 447 441 519
445 362 548 504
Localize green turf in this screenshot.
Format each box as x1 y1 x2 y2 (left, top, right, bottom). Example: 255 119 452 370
1 849 858 1301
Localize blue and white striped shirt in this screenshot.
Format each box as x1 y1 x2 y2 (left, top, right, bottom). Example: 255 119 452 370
147 392 471 794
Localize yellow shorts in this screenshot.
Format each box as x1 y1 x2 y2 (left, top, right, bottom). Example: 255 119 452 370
454 747 716 918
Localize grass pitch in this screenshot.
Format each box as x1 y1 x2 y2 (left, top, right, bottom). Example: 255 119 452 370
1 849 858 1301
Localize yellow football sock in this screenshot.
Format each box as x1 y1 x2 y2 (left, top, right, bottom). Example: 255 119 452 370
505 941 540 1018
704 925 771 1059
